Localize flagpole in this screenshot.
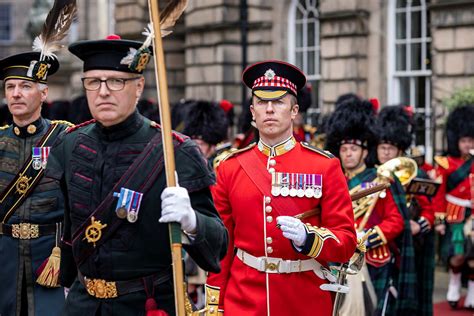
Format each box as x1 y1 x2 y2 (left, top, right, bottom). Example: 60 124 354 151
147 1 185 315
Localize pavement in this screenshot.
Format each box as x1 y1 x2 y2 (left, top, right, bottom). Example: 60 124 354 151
434 267 474 316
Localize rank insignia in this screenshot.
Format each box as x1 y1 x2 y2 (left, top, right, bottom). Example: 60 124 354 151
16 175 31 194
113 187 144 223
84 216 107 247
272 172 322 198
32 146 51 170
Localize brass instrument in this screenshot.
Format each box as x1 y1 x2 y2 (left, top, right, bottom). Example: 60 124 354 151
351 157 418 232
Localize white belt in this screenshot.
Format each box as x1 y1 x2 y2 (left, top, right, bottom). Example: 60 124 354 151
446 194 471 208
236 248 335 282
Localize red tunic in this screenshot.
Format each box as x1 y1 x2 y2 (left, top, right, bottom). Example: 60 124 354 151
432 156 473 222
207 142 356 316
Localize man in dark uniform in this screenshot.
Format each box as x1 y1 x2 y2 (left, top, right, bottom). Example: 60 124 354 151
0 51 72 315
375 105 435 316
45 35 228 315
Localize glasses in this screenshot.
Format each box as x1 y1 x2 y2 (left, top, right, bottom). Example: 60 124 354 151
81 77 141 91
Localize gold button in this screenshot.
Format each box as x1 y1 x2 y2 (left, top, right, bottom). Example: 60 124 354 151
268 167 275 174
210 295 216 302
27 124 36 134
265 206 272 213
269 159 276 166
267 246 273 254
14 126 20 136
266 237 273 244
266 216 273 223
265 196 271 204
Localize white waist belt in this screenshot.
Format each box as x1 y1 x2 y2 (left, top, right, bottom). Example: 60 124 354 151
446 194 471 208
236 248 335 282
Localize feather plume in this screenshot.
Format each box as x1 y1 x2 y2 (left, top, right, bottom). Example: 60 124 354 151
32 0 77 60
159 0 188 37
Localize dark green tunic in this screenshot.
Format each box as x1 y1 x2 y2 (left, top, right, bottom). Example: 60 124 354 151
0 117 68 316
46 111 228 316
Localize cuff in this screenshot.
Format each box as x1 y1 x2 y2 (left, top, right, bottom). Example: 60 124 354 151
435 212 446 226
298 224 340 258
366 226 387 249
205 284 221 316
417 216 431 234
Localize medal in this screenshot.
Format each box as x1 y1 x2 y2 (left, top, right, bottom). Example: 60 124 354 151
271 172 280 196
116 207 127 219
280 187 290 197
281 173 289 197
297 174 305 197
127 191 143 223
289 173 297 197
32 147 42 170
127 211 138 223
305 174 314 198
313 174 323 199
41 146 50 169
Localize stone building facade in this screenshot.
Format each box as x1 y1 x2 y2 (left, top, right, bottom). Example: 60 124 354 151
1 0 473 159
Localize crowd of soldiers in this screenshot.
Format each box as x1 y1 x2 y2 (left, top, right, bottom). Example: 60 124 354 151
1 1 474 316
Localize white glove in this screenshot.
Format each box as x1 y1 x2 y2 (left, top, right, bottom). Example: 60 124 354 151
276 216 307 247
356 231 365 240
159 186 197 233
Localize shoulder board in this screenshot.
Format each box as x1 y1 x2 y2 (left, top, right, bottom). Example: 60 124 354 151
434 155 449 169
66 119 96 133
0 124 10 130
300 142 334 158
51 120 74 128
221 143 257 162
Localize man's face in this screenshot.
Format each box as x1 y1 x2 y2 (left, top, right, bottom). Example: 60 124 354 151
458 136 474 156
83 69 144 127
4 79 46 123
377 143 400 164
193 138 215 159
340 144 367 170
250 94 298 142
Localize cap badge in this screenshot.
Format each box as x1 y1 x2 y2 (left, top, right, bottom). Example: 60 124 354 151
264 69 275 80
26 60 50 81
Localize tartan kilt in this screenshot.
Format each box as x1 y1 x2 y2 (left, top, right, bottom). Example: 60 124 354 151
368 262 393 315
413 231 435 316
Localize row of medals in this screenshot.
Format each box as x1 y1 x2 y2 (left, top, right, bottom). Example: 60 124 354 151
271 174 322 198
272 185 322 198
32 159 47 170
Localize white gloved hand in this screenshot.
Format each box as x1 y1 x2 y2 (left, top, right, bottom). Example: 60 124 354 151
356 231 365 240
276 216 307 247
159 186 197 233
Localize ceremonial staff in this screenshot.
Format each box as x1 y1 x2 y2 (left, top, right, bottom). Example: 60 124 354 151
147 0 188 315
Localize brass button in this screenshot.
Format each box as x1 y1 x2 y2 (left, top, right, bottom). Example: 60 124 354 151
268 167 275 174
269 159 276 166
266 216 273 223
267 246 273 254
27 124 36 134
265 206 272 213
210 295 216 302
14 126 20 136
265 196 271 204
266 237 273 244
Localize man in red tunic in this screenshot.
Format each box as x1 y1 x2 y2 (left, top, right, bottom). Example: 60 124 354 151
206 60 357 316
432 105 474 309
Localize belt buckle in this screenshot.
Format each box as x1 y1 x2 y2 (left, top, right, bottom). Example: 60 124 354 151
12 223 39 239
85 278 118 299
263 258 280 273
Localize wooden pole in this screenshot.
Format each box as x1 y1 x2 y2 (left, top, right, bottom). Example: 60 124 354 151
147 1 185 315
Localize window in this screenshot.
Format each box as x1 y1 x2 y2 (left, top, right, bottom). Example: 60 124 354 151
288 0 320 125
388 0 432 159
0 4 11 41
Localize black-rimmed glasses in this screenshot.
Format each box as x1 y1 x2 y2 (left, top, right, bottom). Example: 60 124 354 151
81 77 141 91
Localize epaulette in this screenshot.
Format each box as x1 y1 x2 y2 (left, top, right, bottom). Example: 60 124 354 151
221 143 256 163
300 142 334 158
434 155 449 169
66 119 96 133
51 120 74 127
0 124 9 130
149 121 188 143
